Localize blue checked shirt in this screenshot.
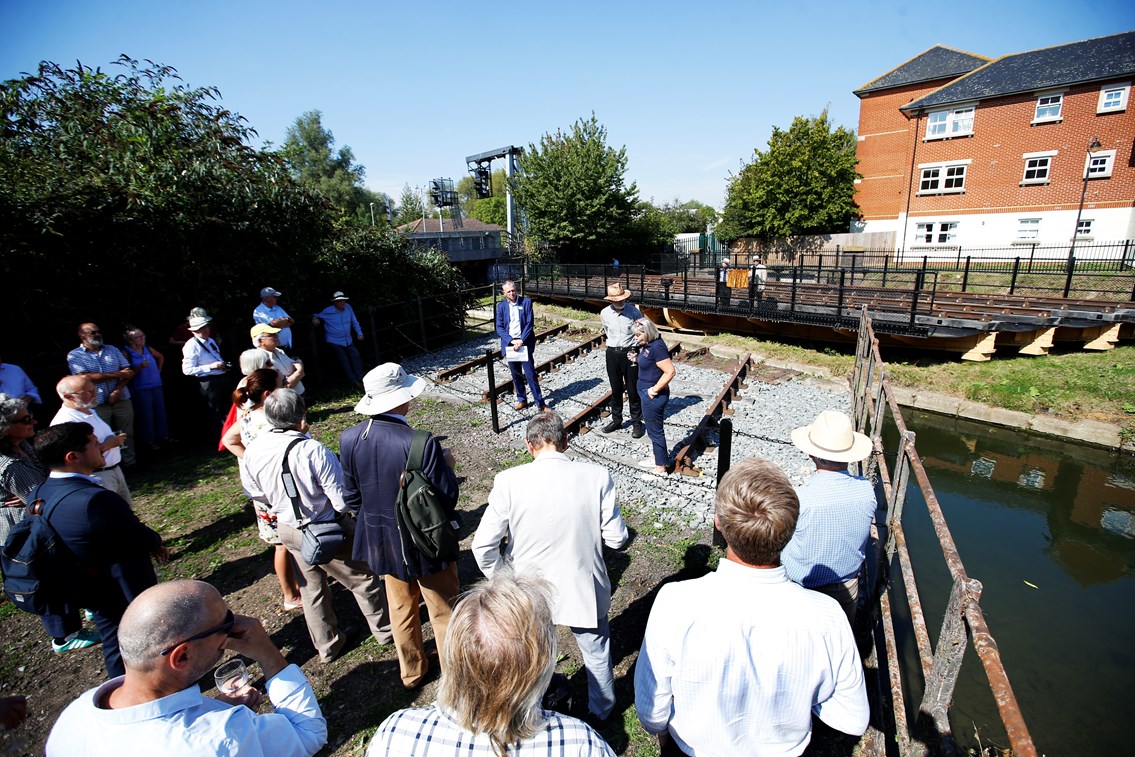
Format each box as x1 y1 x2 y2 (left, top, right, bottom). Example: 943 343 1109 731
781 469 877 587
368 705 613 756
66 345 132 404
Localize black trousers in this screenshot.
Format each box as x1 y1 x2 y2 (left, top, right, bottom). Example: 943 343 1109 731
605 346 641 423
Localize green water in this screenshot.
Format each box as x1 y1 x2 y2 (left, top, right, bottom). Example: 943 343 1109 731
885 410 1135 755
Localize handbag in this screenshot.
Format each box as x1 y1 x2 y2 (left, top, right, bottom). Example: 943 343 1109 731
280 437 346 565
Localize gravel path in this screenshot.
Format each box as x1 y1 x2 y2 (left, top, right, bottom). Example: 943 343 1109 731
399 329 854 528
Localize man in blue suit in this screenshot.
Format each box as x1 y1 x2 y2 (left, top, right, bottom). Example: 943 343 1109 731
494 280 546 411
31 422 167 677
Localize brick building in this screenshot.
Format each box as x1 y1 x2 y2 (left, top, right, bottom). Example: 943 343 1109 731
853 31 1135 258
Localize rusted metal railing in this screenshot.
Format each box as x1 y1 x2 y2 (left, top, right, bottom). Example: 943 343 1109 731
850 306 1036 756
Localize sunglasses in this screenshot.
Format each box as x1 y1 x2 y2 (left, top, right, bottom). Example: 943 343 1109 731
160 609 235 656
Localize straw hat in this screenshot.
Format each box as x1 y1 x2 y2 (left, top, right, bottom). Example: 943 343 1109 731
604 283 632 302
354 363 426 415
791 410 872 463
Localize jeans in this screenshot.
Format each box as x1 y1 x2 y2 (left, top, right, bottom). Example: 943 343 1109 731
330 343 365 384
639 389 670 466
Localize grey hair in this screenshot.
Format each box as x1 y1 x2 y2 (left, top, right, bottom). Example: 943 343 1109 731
525 411 565 449
0 393 28 440
437 569 557 754
264 388 305 429
123 327 144 342
633 317 661 342
118 581 215 672
502 279 516 290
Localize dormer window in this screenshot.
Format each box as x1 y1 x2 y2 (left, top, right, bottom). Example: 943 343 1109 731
925 106 975 140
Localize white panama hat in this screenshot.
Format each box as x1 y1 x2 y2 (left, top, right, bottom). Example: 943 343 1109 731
354 363 426 415
791 410 872 463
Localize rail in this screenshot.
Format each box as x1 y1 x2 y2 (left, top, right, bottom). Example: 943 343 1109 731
850 307 1036 756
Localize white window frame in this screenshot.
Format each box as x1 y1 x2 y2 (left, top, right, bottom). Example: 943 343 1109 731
1032 92 1064 124
925 105 975 140
1097 82 1130 114
917 159 971 195
914 221 959 245
1085 149 1116 179
1017 218 1040 240
1076 219 1093 238
1021 150 1057 185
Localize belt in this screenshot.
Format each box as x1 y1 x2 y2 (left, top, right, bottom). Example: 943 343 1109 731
607 344 636 351
97 463 121 472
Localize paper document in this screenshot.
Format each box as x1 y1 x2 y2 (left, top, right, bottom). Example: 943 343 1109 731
504 346 529 363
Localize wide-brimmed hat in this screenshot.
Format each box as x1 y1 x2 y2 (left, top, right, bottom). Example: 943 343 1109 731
260 287 282 298
188 315 212 332
250 323 280 344
791 410 872 463
331 291 350 301
354 363 426 415
604 283 632 302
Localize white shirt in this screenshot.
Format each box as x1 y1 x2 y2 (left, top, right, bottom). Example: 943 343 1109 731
600 303 642 349
634 560 868 756
46 663 326 757
51 405 121 468
241 429 347 526
508 300 522 338
182 337 225 377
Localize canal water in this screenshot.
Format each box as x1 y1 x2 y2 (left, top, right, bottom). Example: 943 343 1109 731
885 410 1135 755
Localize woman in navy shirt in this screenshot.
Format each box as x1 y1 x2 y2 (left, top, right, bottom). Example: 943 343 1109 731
633 318 676 475
123 328 170 451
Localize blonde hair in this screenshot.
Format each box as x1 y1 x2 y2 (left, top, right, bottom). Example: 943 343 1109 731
715 458 799 565
437 570 557 756
632 317 660 342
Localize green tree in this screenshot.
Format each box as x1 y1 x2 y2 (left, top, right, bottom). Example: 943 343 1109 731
393 183 426 227
717 110 859 242
508 114 638 261
281 109 376 225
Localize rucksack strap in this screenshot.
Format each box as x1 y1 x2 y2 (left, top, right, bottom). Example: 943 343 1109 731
405 430 431 473
279 436 308 526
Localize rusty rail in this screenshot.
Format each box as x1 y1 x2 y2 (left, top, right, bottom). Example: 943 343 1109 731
437 323 570 382
671 353 752 476
484 332 605 402
851 307 1036 756
562 342 684 437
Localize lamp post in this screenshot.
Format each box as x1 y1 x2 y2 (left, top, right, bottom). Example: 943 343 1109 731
369 202 375 227
1070 137 1104 256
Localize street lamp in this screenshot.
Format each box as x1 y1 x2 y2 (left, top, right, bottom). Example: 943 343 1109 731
369 202 375 227
1070 137 1104 256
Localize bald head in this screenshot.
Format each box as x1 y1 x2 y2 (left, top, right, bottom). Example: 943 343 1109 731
57 376 97 409
118 581 224 672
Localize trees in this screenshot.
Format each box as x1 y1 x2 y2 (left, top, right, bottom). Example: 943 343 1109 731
281 110 382 226
392 183 426 227
508 114 638 261
717 111 859 243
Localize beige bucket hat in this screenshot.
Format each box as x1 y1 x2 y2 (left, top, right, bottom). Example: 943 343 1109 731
791 410 872 463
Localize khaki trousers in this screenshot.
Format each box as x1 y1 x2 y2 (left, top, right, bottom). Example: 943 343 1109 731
810 574 860 627
278 520 392 662
384 563 460 687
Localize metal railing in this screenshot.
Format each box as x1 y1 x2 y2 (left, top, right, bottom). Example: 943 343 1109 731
850 307 1036 756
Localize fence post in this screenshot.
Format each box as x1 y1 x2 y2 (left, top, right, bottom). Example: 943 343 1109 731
885 431 915 560
882 254 890 288
962 256 971 293
486 349 500 434
1009 257 1021 295
712 417 732 549
683 256 689 306
917 578 979 750
791 264 799 314
837 269 846 323
1063 254 1076 298
640 265 646 301
816 253 823 284
1027 243 1037 273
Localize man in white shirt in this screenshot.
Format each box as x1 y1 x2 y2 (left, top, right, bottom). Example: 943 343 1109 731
253 286 295 352
635 457 869 756
598 283 644 437
51 376 133 505
47 579 327 756
241 389 391 663
472 411 628 729
180 313 231 438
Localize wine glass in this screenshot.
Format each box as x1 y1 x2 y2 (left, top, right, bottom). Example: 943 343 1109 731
214 658 249 696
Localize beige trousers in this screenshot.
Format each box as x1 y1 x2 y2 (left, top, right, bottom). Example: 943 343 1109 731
384 563 460 687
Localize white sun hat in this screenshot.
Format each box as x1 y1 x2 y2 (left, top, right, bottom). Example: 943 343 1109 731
354 363 426 416
791 410 872 463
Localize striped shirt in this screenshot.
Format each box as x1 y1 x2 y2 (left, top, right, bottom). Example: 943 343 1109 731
368 705 613 756
781 469 877 587
66 345 132 404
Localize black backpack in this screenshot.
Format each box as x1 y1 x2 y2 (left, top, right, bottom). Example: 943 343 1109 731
396 430 459 566
1 484 72 616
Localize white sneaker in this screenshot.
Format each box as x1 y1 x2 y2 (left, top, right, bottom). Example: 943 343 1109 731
636 458 657 469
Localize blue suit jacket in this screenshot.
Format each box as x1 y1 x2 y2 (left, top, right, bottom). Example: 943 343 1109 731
340 416 459 581
495 297 536 354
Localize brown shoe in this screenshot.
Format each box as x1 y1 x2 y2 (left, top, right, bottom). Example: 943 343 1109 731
514 401 529 411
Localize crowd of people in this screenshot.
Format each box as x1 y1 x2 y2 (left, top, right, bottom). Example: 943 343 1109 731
1 279 880 756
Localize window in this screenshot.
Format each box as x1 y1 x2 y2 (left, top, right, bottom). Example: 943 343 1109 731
918 160 970 194
1085 149 1116 179
1017 218 1040 240
1098 83 1130 113
915 222 958 244
1033 93 1063 123
1022 156 1052 184
926 106 975 139
1076 219 1093 237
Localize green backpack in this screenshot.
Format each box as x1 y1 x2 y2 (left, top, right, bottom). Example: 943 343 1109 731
396 430 459 566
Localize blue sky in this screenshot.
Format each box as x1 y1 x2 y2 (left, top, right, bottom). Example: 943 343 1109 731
3 1 1133 209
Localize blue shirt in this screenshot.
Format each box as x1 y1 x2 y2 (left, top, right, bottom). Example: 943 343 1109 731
0 362 41 403
66 345 132 403
636 338 669 395
254 302 293 348
781 469 877 586
124 346 162 390
315 304 362 347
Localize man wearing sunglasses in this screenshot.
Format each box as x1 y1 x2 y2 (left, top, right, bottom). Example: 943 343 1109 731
47 580 327 756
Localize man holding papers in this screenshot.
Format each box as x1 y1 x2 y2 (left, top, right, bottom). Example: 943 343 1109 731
494 280 546 412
